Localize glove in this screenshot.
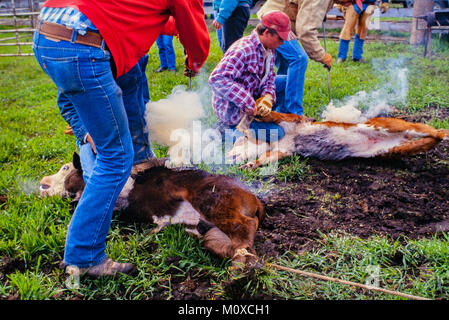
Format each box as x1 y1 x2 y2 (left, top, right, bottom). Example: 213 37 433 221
64 125 74 136
184 67 198 78
255 94 273 117
321 52 333 71
184 56 199 78
380 2 389 14
335 3 343 13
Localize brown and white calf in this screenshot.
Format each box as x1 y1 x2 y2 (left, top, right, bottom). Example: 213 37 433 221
40 153 264 268
231 112 449 169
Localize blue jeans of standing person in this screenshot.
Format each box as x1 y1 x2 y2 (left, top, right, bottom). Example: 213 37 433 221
222 5 250 52
274 40 308 116
214 9 224 53
274 74 287 114
156 35 176 71
115 54 152 163
33 24 138 268
59 54 153 183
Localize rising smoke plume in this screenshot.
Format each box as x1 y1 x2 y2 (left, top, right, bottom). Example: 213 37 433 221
145 74 219 167
321 57 409 123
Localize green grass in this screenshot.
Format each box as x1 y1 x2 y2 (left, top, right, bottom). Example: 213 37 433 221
266 231 449 299
1 24 449 300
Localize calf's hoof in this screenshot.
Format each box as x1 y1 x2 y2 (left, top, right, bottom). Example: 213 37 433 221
239 161 260 171
231 248 262 271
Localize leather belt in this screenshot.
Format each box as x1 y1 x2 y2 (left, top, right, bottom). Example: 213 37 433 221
39 20 103 48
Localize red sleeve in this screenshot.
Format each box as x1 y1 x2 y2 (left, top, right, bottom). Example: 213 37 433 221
161 16 178 36
169 0 210 72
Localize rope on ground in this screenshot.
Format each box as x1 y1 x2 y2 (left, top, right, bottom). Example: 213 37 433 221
268 263 430 301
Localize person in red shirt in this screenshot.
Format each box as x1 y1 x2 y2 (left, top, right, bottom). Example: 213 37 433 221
33 0 210 277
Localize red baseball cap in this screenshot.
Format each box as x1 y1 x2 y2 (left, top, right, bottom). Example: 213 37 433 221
261 11 296 41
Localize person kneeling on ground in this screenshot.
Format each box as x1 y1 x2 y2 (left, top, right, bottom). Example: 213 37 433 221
209 11 298 144
256 0 335 116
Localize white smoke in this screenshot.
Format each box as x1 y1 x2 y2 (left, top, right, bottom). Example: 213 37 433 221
17 176 39 196
144 73 225 167
321 100 363 123
145 85 205 166
321 58 408 123
146 85 205 147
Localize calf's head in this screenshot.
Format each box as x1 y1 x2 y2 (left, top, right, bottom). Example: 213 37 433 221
39 152 85 202
38 152 166 200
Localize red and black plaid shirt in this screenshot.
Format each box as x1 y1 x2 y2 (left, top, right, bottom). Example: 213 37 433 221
208 30 276 125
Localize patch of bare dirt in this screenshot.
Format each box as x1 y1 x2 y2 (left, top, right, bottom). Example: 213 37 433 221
255 109 449 258
0 194 7 206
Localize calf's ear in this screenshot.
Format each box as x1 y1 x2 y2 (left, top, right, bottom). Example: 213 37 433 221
72 152 82 170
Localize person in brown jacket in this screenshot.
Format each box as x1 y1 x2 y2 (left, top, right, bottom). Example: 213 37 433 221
258 0 335 70
257 0 334 114
336 0 389 63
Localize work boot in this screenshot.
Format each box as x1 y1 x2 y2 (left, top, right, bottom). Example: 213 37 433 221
352 58 367 64
352 34 365 62
63 258 136 278
154 67 167 73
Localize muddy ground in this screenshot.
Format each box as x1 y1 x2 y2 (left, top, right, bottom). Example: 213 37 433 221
256 109 449 259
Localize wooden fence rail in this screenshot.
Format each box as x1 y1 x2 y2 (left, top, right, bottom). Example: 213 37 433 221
0 0 39 57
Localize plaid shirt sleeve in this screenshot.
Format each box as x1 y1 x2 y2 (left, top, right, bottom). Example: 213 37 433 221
208 45 256 114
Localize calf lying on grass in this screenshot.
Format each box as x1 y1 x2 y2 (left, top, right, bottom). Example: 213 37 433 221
232 112 449 169
40 153 264 268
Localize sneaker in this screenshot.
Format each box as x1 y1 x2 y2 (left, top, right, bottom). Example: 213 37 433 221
62 258 136 278
154 67 167 73
168 68 177 73
337 58 345 64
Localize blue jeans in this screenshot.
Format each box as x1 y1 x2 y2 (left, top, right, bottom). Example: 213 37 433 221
219 101 285 144
214 9 224 53
59 53 153 182
274 40 308 116
222 6 250 52
338 39 350 61
115 54 153 164
156 35 176 70
227 121 285 144
33 25 136 267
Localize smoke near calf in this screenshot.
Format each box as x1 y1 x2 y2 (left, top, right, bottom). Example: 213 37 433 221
322 58 408 123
